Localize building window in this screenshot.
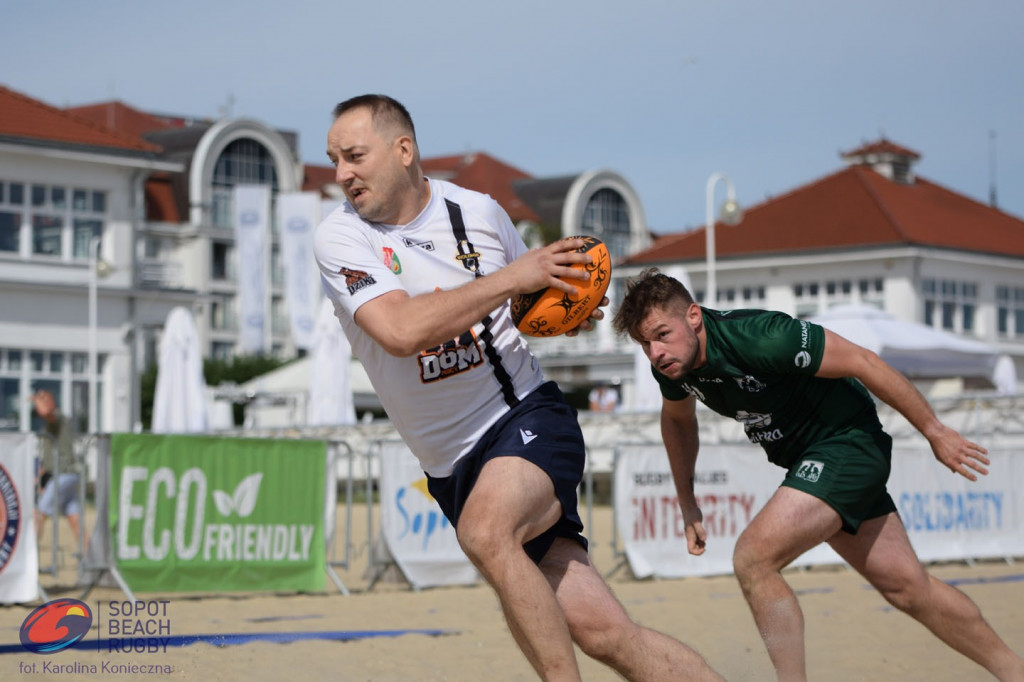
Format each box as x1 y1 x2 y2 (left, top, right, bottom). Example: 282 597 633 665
0 347 103 433
858 278 884 306
271 296 287 335
210 296 238 331
741 286 766 306
0 179 107 260
824 279 854 308
0 209 20 253
922 278 978 334
997 286 1024 338
212 242 235 281
212 342 235 360
210 139 279 230
581 188 630 260
793 281 821 317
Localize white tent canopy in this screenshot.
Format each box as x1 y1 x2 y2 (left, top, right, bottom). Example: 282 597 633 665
152 306 209 432
809 304 1017 394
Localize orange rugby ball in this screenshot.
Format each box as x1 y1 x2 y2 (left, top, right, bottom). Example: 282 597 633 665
510 235 612 337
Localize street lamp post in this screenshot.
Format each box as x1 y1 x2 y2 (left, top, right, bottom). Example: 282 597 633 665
704 172 744 308
88 236 113 434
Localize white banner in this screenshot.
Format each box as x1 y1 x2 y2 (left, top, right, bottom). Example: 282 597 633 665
614 444 780 578
0 433 39 604
890 447 1024 560
378 442 478 589
234 184 271 353
276 192 321 350
614 444 1023 579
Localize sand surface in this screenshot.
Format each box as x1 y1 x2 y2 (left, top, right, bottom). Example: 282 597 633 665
3 503 1022 681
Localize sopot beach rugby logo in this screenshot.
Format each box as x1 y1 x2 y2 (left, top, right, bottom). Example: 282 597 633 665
19 599 94 654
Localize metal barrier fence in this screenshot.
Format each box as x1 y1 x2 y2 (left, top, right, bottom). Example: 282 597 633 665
33 392 1024 599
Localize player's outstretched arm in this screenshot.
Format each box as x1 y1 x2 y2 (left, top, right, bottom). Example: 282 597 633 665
817 329 990 480
355 238 591 356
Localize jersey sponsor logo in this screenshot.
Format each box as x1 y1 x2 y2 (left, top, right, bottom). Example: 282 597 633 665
338 266 377 295
736 410 784 443
736 410 772 428
748 429 784 444
520 429 538 445
455 239 484 276
403 237 435 251
734 375 765 392
794 320 813 367
681 383 706 402
698 377 724 384
418 331 484 382
382 247 402 274
795 460 824 483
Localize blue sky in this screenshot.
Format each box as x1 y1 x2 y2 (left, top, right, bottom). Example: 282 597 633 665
3 1 1021 234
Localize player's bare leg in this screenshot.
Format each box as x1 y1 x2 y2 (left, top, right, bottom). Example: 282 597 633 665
542 538 724 681
732 488 842 682
456 456 581 681
830 512 1024 681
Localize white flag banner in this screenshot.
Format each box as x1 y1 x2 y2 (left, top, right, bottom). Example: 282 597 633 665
378 442 478 589
276 192 321 350
0 433 40 604
308 298 356 426
234 184 270 353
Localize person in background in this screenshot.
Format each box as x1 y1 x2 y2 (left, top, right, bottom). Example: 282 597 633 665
613 267 1024 682
588 382 620 412
32 389 82 543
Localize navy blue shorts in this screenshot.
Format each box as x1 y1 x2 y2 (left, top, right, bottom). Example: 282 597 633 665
426 381 588 563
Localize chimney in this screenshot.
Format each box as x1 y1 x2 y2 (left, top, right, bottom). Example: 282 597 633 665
841 137 921 185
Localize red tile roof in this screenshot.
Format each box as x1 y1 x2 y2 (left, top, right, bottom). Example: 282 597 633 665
302 164 341 198
303 152 541 222
0 85 162 153
67 101 183 138
422 152 539 223
627 160 1024 264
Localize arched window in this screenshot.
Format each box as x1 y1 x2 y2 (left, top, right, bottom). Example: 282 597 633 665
581 188 630 260
210 139 279 229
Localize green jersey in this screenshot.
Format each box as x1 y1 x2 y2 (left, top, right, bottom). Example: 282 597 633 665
654 308 883 468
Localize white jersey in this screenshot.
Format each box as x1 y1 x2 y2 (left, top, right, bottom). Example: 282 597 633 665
314 179 544 476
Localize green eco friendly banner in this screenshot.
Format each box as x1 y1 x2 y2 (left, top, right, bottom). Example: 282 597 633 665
110 434 326 592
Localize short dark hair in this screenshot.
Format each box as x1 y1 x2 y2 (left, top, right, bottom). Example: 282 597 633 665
332 94 416 141
613 268 696 341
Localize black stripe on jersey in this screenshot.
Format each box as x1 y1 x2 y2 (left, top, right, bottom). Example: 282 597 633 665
444 199 519 409
479 313 520 408
445 198 484 277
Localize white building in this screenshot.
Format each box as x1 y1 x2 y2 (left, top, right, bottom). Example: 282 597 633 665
1 86 188 433
616 139 1024 397
1 86 654 432
3 83 1019 435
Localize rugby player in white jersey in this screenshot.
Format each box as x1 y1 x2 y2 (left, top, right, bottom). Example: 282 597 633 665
315 94 723 682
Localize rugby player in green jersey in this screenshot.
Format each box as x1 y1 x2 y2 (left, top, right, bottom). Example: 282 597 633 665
614 268 1024 682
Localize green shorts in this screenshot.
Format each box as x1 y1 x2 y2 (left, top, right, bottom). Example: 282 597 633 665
781 428 897 534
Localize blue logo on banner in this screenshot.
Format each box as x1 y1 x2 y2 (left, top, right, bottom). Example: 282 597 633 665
899 491 1003 532
395 482 451 550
